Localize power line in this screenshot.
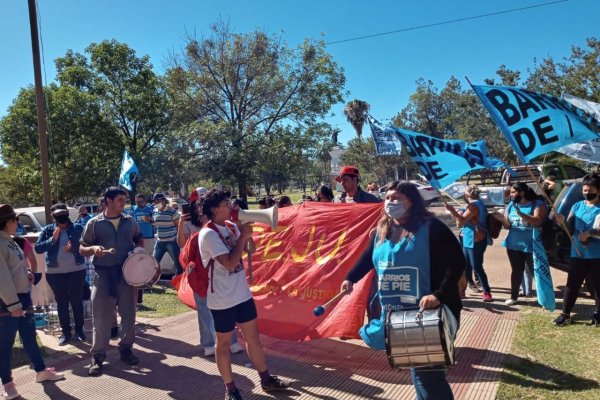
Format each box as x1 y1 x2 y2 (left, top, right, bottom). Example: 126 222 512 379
326 0 569 45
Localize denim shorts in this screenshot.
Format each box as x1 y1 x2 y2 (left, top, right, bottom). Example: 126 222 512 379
210 298 257 333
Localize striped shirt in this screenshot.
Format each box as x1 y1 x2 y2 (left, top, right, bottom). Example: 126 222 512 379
152 207 180 242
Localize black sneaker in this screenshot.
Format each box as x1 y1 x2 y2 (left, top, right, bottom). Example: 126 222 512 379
553 313 571 327
58 334 71 346
110 326 119 340
590 313 600 327
119 348 139 365
261 375 290 392
88 354 106 376
225 388 243 400
75 330 86 341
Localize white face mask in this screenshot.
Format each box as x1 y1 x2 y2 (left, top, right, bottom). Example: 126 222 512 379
157 203 165 211
384 199 408 220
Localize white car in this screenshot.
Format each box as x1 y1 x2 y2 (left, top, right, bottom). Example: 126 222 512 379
378 181 441 206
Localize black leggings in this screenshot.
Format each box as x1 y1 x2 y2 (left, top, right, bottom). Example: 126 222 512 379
506 249 533 301
562 257 600 315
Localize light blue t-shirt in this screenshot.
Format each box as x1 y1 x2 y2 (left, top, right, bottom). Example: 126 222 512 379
571 200 600 259
502 200 541 253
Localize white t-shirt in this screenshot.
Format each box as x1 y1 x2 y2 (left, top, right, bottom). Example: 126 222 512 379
198 222 252 310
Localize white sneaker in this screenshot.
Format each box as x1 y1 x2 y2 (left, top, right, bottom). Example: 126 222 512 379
35 367 65 383
2 382 19 400
230 342 244 354
203 346 215 357
505 299 518 306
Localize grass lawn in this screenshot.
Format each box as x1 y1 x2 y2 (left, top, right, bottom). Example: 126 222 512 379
497 306 600 399
136 282 191 319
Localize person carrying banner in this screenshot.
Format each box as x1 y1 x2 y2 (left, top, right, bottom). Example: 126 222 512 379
492 182 546 305
34 203 87 345
79 187 144 376
445 185 493 302
552 173 600 327
199 189 289 400
341 181 464 400
0 204 64 400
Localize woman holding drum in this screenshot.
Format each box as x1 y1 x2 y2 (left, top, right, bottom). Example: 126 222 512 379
342 181 464 400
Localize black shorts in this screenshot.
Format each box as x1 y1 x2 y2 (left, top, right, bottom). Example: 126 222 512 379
210 298 257 333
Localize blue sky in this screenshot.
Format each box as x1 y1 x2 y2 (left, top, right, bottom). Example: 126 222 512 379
1 0 598 145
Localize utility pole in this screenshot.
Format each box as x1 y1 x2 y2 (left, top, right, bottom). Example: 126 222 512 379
28 0 52 222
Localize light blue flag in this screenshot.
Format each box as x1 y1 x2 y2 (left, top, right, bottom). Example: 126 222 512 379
532 227 556 311
118 150 139 191
471 84 600 163
367 115 402 156
392 128 505 190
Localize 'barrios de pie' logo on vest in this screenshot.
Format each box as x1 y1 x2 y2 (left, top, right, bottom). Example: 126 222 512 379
377 262 419 305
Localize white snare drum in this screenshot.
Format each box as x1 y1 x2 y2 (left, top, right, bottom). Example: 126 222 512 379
122 252 161 288
385 306 456 370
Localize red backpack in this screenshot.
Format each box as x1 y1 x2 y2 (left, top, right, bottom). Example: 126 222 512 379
178 221 237 297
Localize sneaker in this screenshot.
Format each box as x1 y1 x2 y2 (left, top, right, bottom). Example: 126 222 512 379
467 282 481 293
482 292 493 302
35 367 64 383
504 298 518 306
110 326 119 340
58 334 71 346
553 313 571 327
204 346 215 357
75 330 86 341
590 313 600 327
2 382 19 400
119 348 139 365
261 375 290 392
88 354 106 376
230 343 244 354
225 388 243 400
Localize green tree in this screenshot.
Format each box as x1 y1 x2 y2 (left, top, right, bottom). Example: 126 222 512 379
0 85 120 205
166 21 345 200
343 99 370 139
55 40 171 200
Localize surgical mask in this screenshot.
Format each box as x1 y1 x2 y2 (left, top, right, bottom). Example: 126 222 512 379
54 214 70 224
585 192 598 201
156 203 165 211
384 200 408 220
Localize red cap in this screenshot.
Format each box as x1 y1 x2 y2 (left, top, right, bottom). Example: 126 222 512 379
335 165 359 182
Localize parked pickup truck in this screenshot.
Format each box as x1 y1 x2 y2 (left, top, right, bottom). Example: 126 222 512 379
460 163 588 207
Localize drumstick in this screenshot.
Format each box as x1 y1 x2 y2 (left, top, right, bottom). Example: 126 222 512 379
313 291 347 317
0 308 36 317
102 248 116 255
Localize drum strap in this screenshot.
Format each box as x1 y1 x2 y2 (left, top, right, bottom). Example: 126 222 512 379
206 221 241 294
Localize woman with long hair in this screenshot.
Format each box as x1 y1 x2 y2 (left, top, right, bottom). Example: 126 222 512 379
342 181 464 399
445 185 493 301
492 182 546 305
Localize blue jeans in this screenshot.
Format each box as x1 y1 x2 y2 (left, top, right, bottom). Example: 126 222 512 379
0 293 46 384
521 264 534 296
192 292 237 348
152 239 183 275
462 239 491 293
410 368 454 400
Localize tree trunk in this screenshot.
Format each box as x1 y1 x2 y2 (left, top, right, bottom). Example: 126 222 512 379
238 177 248 202
129 179 137 204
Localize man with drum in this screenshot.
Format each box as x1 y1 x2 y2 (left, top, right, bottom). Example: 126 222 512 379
79 187 144 376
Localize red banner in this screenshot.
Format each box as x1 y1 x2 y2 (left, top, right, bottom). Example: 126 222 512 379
249 201 382 340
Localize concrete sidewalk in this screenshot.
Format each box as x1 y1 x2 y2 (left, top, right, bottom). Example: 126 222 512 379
8 211 593 400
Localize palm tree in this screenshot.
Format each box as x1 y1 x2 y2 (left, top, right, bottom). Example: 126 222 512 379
344 99 370 139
